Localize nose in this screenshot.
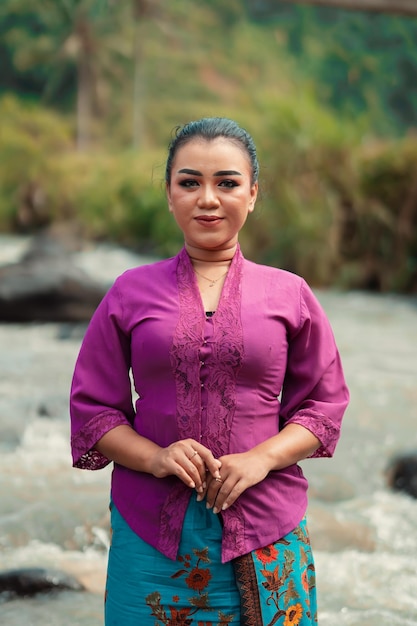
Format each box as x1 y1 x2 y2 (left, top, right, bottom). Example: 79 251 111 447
197 184 220 209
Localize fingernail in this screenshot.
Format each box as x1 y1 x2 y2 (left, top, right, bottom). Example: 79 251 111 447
222 502 228 511
213 507 219 514
202 481 207 490
190 482 195 489
206 502 212 510
196 494 203 502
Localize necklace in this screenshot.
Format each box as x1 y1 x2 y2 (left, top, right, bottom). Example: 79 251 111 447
194 268 229 287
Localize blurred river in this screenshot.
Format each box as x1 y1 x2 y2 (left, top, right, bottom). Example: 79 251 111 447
1 235 417 625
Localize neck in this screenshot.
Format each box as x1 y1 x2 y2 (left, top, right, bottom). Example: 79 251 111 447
185 243 237 266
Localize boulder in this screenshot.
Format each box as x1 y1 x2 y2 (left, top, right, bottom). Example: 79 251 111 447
0 234 106 322
386 452 417 499
0 567 84 600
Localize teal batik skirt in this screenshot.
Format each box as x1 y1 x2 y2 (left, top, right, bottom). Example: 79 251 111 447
105 496 317 625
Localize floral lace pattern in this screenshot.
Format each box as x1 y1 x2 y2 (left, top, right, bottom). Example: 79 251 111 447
157 485 193 559
286 409 341 458
160 247 246 558
72 410 130 469
169 246 244 454
204 249 244 459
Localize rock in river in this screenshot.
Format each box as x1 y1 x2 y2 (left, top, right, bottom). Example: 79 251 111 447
0 567 85 600
0 234 106 322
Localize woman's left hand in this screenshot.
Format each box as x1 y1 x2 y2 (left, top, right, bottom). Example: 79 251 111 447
201 451 271 514
199 425 320 512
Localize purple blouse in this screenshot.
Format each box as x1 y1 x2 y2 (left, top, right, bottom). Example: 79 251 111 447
70 245 349 562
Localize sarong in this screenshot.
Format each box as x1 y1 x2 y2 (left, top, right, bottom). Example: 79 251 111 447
105 496 317 625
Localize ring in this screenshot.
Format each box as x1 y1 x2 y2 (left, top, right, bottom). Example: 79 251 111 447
190 450 198 459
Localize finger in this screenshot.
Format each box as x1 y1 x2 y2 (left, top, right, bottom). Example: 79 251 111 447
177 440 222 492
190 452 210 493
169 445 203 489
213 479 245 513
185 445 219 492
195 466 214 502
194 449 222 480
205 475 225 510
187 448 203 477
166 444 203 490
189 449 199 460
185 453 207 493
173 462 198 489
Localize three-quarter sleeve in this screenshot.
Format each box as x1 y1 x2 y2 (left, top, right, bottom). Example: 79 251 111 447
279 281 349 457
70 279 134 470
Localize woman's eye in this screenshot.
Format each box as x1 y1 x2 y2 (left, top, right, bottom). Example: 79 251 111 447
219 180 239 188
179 179 199 188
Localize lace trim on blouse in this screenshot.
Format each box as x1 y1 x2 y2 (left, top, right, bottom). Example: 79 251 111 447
286 408 340 458
72 410 131 470
158 246 246 559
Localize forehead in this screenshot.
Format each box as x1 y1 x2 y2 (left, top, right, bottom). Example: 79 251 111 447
173 137 251 170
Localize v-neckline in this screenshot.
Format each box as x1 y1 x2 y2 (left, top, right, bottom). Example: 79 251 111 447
180 246 241 321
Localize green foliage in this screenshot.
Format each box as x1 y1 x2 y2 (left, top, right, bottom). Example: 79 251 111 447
0 0 120 103
245 2 417 135
239 89 416 291
0 2 416 291
0 95 74 228
243 92 359 286
2 0 417 137
353 139 417 291
67 152 183 255
0 95 181 253
1 91 416 291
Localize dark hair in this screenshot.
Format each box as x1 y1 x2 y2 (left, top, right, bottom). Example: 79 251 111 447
165 117 259 185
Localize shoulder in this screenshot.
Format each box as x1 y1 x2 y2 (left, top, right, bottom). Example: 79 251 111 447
108 255 180 302
242 258 326 327
243 257 304 292
116 255 178 285
96 255 179 316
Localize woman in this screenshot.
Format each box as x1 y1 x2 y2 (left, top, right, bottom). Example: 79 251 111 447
70 117 349 625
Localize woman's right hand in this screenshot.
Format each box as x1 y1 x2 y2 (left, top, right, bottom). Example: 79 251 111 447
95 427 221 493
149 439 222 494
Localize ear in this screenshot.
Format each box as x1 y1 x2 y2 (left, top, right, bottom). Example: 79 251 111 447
248 181 258 214
166 182 173 213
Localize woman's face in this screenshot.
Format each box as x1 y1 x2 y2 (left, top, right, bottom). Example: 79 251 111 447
166 137 258 255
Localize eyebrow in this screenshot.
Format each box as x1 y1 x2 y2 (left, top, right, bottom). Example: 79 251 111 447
177 168 242 177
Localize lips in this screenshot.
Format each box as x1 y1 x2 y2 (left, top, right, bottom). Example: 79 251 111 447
195 215 223 225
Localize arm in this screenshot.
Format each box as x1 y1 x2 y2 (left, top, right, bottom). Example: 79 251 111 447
70 279 134 470
252 423 320 470
278 281 349 457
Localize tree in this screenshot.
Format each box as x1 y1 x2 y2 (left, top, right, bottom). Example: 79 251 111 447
248 0 417 17
0 0 123 150
131 0 156 149
245 1 417 133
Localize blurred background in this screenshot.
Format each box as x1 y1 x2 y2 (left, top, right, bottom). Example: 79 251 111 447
1 0 417 292
1 2 417 625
